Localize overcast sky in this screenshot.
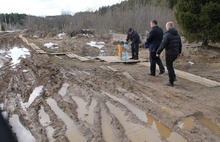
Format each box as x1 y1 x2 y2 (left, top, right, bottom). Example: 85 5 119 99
0 0 123 16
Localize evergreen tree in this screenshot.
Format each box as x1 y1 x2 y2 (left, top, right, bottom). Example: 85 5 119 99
175 0 220 46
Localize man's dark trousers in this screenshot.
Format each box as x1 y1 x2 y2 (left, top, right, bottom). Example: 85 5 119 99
131 42 139 59
166 54 178 84
150 52 165 75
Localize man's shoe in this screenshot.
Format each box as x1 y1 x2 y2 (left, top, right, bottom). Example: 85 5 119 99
159 70 165 75
164 82 174 87
148 73 155 76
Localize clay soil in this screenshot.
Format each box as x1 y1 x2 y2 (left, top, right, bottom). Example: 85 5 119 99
0 31 220 142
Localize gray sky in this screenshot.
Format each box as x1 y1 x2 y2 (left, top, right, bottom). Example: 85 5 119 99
0 0 123 16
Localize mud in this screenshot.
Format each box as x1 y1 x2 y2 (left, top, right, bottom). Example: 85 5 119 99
0 31 220 142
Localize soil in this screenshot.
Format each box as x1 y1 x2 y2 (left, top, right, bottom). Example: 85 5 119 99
0 31 220 142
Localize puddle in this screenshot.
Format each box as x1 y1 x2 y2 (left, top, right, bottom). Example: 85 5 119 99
24 86 44 108
38 106 55 142
46 98 84 142
147 114 188 142
6 47 30 68
178 117 195 130
104 92 147 122
198 118 220 137
9 115 36 142
107 102 163 142
0 58 3 68
58 83 69 97
46 126 55 142
39 106 51 127
72 96 96 124
101 107 114 142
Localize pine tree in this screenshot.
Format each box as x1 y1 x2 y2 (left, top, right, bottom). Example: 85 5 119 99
175 0 220 46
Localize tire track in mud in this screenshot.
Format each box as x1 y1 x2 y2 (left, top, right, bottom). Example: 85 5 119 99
61 66 188 142
47 98 84 142
101 65 220 142
43 100 69 142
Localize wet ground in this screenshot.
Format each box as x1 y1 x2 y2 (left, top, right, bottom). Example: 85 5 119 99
0 31 220 142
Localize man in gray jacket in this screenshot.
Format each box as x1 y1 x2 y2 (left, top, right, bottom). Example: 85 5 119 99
156 22 182 86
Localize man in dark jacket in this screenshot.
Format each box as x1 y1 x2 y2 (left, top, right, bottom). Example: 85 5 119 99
156 22 182 86
146 20 165 76
126 28 140 60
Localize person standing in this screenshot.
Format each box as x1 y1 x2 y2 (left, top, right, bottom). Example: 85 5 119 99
156 22 182 86
145 20 165 76
126 28 140 60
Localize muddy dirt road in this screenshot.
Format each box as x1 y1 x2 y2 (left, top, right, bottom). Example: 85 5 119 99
0 31 220 142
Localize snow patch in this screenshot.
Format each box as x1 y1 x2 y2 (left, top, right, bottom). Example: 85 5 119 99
0 103 4 110
58 32 66 39
9 115 36 142
86 41 105 49
22 70 29 73
188 61 194 65
6 47 30 68
44 42 58 49
23 86 44 108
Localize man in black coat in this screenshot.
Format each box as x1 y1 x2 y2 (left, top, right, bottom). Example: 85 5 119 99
146 20 165 76
156 22 182 86
126 28 140 60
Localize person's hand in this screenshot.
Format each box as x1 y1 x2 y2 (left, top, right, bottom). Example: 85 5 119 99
156 54 160 57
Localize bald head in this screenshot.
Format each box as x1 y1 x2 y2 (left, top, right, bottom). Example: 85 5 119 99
166 22 174 31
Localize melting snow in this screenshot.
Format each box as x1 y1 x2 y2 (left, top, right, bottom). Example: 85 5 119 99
22 70 29 73
9 115 36 142
44 42 58 49
6 47 30 68
23 86 44 108
86 41 105 49
58 32 66 39
0 103 4 110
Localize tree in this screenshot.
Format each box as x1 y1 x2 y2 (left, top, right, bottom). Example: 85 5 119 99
1 23 5 31
175 0 220 46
